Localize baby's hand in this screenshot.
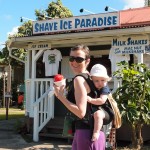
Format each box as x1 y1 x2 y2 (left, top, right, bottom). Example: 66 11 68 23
87 96 92 102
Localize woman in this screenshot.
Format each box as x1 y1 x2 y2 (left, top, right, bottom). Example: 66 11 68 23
54 44 105 150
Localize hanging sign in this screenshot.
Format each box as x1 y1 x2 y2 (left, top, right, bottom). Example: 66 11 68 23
28 42 51 50
111 36 149 54
33 12 120 35
145 44 150 53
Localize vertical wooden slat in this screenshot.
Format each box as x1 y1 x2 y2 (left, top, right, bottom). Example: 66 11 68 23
44 96 47 120
40 99 43 126
33 104 39 142
36 81 38 101
40 81 43 97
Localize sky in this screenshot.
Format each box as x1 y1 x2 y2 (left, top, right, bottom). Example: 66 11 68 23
0 0 145 50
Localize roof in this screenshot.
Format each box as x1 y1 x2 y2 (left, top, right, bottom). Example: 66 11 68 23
8 7 150 48
120 6 150 27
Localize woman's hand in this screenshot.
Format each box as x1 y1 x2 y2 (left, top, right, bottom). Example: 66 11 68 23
53 84 65 100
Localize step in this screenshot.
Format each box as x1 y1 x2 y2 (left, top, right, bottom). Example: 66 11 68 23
39 116 70 139
47 120 64 127
39 132 73 139
40 132 63 138
46 127 63 134
47 124 63 129
46 117 64 130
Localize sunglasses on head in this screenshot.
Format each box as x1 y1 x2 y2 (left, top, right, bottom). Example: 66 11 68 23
69 56 87 63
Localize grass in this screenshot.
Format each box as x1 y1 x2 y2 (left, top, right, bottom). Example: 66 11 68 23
0 107 25 120
0 107 33 142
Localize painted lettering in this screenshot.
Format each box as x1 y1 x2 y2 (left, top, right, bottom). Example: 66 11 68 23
75 19 80 28
112 39 126 46
33 13 119 34
38 44 48 48
31 45 36 48
86 19 91 27
92 18 97 26
112 16 117 25
127 38 148 45
59 20 72 30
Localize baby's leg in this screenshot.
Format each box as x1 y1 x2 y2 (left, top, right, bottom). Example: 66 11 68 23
92 109 105 141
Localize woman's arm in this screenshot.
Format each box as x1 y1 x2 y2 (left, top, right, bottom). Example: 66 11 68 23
87 95 107 105
54 76 88 119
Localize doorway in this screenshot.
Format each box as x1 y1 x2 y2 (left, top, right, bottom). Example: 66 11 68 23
88 55 111 76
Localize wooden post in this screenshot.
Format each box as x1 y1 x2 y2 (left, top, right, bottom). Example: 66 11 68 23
5 65 12 120
137 53 143 72
3 74 5 108
33 105 39 142
5 93 12 120
5 97 9 120
6 65 11 94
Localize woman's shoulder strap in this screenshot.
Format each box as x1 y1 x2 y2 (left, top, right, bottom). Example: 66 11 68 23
74 73 91 84
75 73 89 80
75 73 98 97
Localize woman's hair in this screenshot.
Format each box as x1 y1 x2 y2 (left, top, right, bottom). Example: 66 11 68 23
70 44 90 59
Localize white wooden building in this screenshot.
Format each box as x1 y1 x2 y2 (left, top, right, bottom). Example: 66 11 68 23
8 7 150 142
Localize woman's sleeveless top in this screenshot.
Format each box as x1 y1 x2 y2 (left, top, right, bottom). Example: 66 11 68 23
66 73 95 118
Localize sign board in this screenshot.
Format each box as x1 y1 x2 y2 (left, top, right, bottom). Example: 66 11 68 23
145 44 150 53
33 12 120 35
28 42 51 50
111 36 149 54
5 92 12 98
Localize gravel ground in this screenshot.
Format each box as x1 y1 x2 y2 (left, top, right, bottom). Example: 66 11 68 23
0 117 149 150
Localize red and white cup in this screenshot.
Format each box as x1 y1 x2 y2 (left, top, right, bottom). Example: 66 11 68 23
53 74 66 87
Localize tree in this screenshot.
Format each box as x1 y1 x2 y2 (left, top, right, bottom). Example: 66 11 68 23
17 21 33 36
0 45 25 67
3 0 73 64
46 0 73 18
35 0 73 20
0 0 73 105
113 62 150 149
1 0 73 96
8 0 72 56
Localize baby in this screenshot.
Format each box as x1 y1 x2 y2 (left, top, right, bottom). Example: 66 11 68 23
88 64 114 141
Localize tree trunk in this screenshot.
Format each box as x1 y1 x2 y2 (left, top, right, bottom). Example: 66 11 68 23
131 123 143 149
137 123 143 149
131 124 137 148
